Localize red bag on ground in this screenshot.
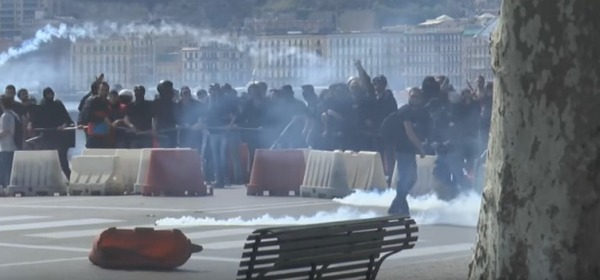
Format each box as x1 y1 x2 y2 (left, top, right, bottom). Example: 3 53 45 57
89 227 203 270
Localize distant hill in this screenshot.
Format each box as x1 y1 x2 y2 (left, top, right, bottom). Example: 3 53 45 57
61 0 489 29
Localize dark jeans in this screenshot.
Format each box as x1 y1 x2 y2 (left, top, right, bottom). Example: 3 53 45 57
58 148 71 180
157 131 178 148
201 133 214 183
86 136 110 149
130 134 154 149
435 150 471 193
209 133 228 188
40 140 72 180
228 131 244 184
179 129 202 150
0 151 15 188
375 138 395 186
114 131 131 149
388 152 417 216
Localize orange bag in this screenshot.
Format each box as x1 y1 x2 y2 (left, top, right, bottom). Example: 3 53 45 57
89 227 203 270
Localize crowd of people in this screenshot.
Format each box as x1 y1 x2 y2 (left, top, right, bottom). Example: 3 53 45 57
0 61 493 215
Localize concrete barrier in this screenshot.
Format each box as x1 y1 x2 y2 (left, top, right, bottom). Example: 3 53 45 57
143 149 210 196
68 155 124 195
81 149 117 156
115 149 142 194
133 148 192 194
354 151 388 191
8 150 68 196
300 150 350 199
247 149 308 196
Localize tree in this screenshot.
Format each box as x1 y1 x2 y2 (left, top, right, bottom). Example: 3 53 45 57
468 0 600 279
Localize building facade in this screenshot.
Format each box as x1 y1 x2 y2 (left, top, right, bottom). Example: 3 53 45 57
181 41 251 88
69 36 153 91
251 33 327 87
327 32 388 84
462 28 493 86
155 52 181 86
402 17 465 89
66 15 496 92
0 0 56 39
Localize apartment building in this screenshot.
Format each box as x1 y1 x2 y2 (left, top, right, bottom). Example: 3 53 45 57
0 0 57 38
69 35 154 91
327 32 388 83
67 14 496 92
155 52 181 86
251 32 327 87
402 16 464 89
462 28 493 86
181 41 251 88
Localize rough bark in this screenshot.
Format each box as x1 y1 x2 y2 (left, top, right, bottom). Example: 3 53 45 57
468 0 600 279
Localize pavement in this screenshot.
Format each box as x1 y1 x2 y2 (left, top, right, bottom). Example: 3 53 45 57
0 186 474 280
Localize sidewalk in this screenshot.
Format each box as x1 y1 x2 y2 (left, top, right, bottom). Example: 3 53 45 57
377 254 470 280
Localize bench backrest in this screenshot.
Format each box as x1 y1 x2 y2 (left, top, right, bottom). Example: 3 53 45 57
237 215 418 280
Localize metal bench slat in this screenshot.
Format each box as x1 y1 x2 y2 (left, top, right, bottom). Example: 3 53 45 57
240 233 417 259
239 263 377 280
238 263 369 280
238 249 388 275
236 215 419 280
249 218 416 239
238 238 417 268
242 225 417 249
250 215 413 234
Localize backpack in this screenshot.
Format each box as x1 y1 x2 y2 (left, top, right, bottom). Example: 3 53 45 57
12 112 23 150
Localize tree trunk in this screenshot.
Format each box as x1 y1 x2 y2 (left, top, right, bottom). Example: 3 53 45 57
468 0 600 279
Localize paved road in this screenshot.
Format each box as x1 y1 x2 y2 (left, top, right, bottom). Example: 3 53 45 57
0 186 475 280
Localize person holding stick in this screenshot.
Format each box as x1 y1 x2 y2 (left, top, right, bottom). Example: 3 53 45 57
30 87 74 179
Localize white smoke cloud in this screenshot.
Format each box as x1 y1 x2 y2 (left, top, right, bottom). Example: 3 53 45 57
0 20 338 89
154 190 482 228
155 207 379 227
0 21 242 68
334 189 482 227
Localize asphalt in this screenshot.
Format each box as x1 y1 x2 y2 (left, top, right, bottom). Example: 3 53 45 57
0 186 474 280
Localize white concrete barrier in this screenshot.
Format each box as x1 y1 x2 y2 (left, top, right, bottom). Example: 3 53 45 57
81 149 117 156
68 155 124 195
391 155 437 197
115 149 142 194
300 150 350 199
339 151 360 190
8 150 68 196
80 149 142 194
354 151 388 191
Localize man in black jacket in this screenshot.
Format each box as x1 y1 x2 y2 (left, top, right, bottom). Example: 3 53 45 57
126 85 155 148
31 87 74 179
381 88 429 216
153 80 179 148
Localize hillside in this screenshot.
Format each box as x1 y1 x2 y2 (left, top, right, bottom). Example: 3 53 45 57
60 0 494 29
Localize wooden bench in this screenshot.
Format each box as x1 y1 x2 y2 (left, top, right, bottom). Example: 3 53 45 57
236 215 418 280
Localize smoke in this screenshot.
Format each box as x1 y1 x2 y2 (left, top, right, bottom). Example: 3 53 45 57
154 190 482 228
250 45 334 87
334 190 482 227
154 207 379 227
0 20 345 91
1 21 244 65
